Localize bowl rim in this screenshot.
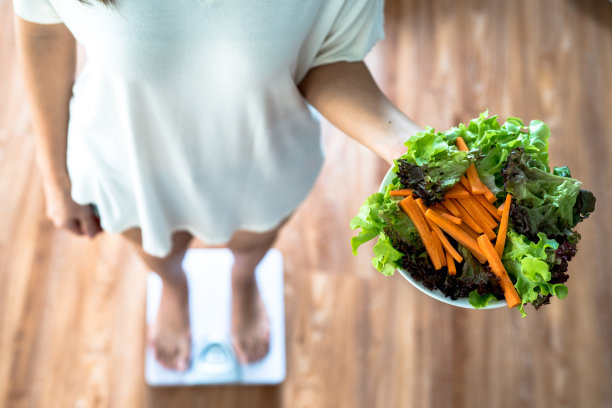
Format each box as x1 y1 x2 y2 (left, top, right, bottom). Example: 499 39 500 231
379 166 507 309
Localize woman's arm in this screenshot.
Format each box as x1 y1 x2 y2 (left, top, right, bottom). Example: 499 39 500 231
15 17 101 237
298 61 422 165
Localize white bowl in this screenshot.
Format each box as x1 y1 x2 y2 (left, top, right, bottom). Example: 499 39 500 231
379 167 506 309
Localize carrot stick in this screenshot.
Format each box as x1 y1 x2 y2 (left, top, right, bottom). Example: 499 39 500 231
433 203 451 215
430 206 462 225
451 199 484 234
497 201 505 216
455 137 469 152
426 209 487 263
456 136 496 200
436 203 478 239
495 194 512 258
432 229 447 267
463 194 498 228
474 194 502 221
445 183 471 199
475 178 497 203
466 164 487 194
477 235 521 308
457 197 497 240
389 189 413 197
458 219 480 240
483 188 497 203
433 228 463 263
460 175 471 191
441 212 462 225
416 199 458 268
446 250 456 276
400 197 442 270
415 199 446 268
441 200 461 217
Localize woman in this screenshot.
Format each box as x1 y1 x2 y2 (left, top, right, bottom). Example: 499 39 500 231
14 0 422 371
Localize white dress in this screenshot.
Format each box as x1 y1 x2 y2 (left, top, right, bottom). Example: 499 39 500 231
13 0 385 258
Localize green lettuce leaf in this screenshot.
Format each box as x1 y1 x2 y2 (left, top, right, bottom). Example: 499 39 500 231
350 193 387 255
394 127 474 204
553 166 571 178
443 111 551 196
502 230 567 317
469 290 498 308
372 234 403 276
502 148 590 238
350 185 424 276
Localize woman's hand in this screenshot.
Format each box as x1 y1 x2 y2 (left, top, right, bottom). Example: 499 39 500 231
43 182 102 238
298 61 423 166
15 19 101 238
15 18 93 235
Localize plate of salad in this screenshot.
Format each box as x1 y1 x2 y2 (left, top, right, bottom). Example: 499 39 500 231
350 112 596 316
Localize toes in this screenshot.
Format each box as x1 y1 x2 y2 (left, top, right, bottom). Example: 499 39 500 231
154 347 173 369
173 343 192 372
232 334 270 364
154 342 183 370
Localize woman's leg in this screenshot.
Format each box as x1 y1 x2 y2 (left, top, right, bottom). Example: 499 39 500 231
226 214 291 363
120 227 194 371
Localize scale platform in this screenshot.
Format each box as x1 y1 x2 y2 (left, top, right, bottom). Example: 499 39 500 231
145 248 286 386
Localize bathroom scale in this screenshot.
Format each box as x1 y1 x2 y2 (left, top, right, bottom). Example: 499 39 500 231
145 248 286 386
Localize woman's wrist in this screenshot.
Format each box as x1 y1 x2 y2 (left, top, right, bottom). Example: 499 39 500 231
379 118 423 165
36 153 72 194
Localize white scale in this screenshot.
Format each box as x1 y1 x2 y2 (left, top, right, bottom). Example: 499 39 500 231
145 248 286 385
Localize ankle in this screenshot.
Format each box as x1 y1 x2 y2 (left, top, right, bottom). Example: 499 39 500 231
160 268 189 292
231 261 257 281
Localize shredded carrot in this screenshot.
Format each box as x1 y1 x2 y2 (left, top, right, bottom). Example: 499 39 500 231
415 199 447 268
389 189 413 197
474 194 502 221
400 197 442 270
446 250 456 276
433 228 464 263
425 209 487 263
477 235 521 308
495 194 512 259
455 137 469 152
441 200 461 217
444 183 471 199
457 197 497 240
451 198 484 234
460 175 471 191
497 201 505 216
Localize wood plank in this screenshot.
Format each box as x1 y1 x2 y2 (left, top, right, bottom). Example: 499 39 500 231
1 0 611 407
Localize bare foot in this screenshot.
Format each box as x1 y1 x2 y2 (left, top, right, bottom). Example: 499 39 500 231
231 275 270 364
148 270 192 371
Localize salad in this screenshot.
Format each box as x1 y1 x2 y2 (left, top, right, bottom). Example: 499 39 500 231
350 112 596 316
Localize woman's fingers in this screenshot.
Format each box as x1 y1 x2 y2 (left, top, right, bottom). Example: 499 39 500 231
59 208 102 239
78 205 103 238
79 215 99 238
64 218 85 235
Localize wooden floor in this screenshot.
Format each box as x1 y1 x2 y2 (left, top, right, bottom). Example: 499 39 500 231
1 0 611 407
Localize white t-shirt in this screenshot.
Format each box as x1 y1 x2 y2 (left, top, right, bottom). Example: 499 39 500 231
14 0 385 257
